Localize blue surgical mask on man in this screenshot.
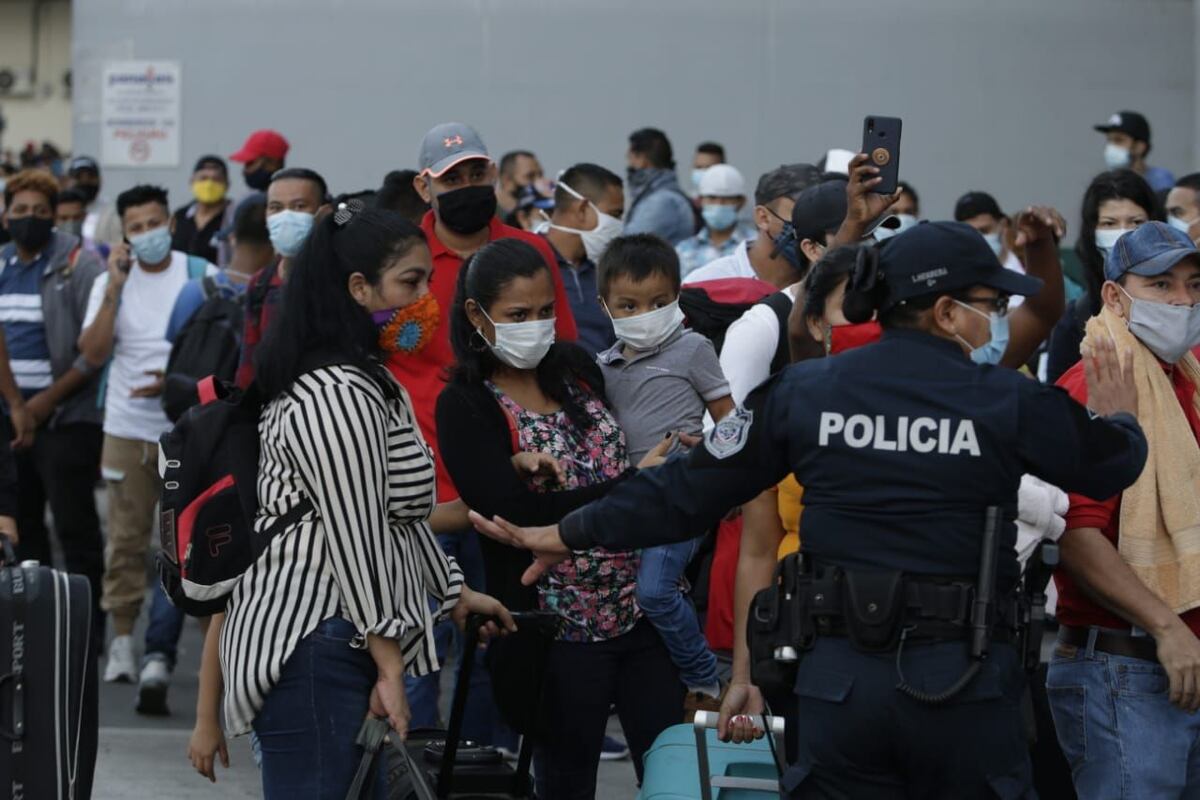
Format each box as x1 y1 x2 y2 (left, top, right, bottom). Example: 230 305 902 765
130 226 172 265
702 203 738 232
267 210 315 258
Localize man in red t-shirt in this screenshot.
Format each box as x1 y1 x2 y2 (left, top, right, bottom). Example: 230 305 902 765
388 123 576 504
1050 221 1200 797
389 122 576 744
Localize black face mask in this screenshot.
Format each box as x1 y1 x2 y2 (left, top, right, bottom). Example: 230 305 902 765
75 182 100 205
435 185 497 235
243 167 273 192
7 217 54 252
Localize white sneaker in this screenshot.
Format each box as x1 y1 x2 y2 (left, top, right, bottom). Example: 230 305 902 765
136 657 171 716
103 635 137 684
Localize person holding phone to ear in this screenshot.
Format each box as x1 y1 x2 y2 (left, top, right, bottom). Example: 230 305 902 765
78 185 219 700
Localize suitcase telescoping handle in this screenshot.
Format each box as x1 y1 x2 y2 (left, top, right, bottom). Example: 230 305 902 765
692 710 786 800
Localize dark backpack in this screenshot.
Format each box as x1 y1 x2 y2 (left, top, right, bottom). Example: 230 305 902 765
162 276 245 422
678 276 777 355
157 377 310 616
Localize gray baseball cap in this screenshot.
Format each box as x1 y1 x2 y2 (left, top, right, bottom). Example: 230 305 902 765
418 122 491 178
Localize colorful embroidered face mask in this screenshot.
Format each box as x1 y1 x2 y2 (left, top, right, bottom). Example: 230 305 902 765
372 291 440 355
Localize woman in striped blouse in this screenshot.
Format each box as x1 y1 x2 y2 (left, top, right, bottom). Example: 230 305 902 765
220 204 511 799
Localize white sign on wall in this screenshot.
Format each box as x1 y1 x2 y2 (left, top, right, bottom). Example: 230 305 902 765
100 61 181 168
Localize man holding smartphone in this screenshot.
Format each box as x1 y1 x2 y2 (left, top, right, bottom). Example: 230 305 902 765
77 185 217 710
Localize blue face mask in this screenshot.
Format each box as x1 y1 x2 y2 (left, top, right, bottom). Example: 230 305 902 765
267 210 315 258
691 168 707 193
129 226 172 265
954 300 1010 365
702 203 738 232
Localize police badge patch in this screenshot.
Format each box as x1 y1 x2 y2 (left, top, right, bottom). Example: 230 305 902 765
705 406 754 459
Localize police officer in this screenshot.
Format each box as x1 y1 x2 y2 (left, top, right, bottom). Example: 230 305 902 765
471 221 1148 798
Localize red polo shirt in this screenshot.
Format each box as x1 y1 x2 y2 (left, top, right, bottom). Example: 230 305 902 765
387 212 577 502
1053 358 1200 636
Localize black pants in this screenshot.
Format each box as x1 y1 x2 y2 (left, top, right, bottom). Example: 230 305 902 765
784 637 1034 799
534 619 683 800
14 422 105 643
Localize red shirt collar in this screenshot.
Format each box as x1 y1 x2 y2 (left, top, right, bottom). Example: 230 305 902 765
420 210 504 260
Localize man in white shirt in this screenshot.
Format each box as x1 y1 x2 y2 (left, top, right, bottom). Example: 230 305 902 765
683 163 821 289
78 185 216 705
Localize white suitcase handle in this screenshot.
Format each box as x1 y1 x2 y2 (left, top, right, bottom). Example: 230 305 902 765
691 710 786 800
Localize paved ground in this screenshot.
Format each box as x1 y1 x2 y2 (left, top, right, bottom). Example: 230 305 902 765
95 587 641 798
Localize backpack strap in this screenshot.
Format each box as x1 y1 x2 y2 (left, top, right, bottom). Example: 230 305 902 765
247 260 279 320
186 255 209 281
759 290 795 375
199 275 219 301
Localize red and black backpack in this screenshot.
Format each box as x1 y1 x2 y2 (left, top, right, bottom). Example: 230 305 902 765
157 377 310 616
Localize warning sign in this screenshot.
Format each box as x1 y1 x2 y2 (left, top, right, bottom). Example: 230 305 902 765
100 61 181 168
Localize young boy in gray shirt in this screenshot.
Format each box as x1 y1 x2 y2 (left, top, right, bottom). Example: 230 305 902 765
596 234 734 713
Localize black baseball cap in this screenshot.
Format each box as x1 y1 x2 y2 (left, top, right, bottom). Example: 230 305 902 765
1093 111 1151 144
954 191 1004 222
791 179 847 242
877 221 1043 309
68 156 99 176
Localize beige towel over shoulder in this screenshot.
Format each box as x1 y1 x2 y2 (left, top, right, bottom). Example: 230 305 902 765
1083 307 1200 614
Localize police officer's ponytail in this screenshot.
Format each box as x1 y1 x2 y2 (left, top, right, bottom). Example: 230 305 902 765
842 244 888 324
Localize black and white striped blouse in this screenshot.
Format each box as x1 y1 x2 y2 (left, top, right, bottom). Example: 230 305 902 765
220 364 463 735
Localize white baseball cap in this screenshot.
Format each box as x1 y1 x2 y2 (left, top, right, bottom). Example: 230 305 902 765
698 164 746 198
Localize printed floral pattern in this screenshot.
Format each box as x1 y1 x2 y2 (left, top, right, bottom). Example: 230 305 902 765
489 381 641 643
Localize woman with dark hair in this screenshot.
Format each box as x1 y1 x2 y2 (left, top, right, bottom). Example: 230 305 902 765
472 219 1146 797
219 205 510 799
1046 169 1161 382
435 237 681 799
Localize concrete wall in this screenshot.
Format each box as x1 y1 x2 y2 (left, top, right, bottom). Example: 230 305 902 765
0 0 73 154
71 0 1193 231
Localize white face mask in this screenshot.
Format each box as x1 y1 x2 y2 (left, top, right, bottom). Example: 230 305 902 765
1104 142 1133 170
606 300 685 351
548 181 624 264
1169 215 1196 237
1095 227 1134 257
982 231 1004 257
478 307 556 369
1120 286 1200 364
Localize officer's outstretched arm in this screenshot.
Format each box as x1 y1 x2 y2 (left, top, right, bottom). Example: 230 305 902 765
1018 382 1147 501
560 376 794 551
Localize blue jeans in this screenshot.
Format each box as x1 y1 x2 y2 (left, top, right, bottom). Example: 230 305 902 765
1046 628 1200 799
144 582 185 668
404 530 515 749
635 537 718 690
252 617 385 800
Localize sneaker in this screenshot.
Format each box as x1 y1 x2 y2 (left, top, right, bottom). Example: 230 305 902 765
599 735 630 761
136 656 171 716
103 635 137 684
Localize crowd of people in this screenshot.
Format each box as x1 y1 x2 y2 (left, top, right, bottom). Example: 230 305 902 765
0 106 1197 799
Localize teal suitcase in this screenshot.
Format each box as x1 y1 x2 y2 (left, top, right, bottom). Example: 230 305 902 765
637 711 785 800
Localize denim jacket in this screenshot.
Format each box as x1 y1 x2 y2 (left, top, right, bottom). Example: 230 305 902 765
624 169 696 245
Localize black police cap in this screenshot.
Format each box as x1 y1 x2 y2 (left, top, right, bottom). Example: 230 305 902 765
876 221 1043 310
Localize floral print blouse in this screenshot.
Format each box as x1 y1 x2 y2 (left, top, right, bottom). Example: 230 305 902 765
487 381 641 643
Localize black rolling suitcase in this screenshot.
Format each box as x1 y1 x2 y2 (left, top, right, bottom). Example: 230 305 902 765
0 540 98 800
381 610 557 800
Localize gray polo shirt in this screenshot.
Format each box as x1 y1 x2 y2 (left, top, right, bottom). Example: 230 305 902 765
597 327 730 463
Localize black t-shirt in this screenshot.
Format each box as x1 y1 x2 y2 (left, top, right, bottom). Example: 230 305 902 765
171 202 227 263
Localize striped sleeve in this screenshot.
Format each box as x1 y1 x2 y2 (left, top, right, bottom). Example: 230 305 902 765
281 379 412 644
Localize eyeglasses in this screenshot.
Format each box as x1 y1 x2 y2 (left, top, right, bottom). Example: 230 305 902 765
959 294 1010 316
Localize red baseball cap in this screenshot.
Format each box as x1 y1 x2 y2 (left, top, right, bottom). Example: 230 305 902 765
229 129 290 163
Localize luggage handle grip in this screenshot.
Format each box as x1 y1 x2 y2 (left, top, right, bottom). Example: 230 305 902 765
692 709 785 736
